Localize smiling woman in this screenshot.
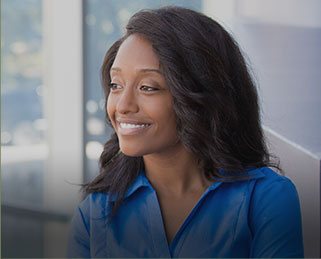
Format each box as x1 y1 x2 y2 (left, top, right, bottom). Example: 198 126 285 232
67 6 304 258
107 34 178 157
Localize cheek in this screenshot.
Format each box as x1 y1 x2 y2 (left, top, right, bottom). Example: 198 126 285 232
163 113 178 137
163 104 178 138
152 104 177 135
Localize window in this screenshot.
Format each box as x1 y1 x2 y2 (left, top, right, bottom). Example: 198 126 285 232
1 0 46 257
1 0 44 206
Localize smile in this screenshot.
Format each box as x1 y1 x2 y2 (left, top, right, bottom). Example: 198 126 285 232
117 121 152 136
120 123 150 129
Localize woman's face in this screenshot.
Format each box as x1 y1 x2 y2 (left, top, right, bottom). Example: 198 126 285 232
107 34 179 157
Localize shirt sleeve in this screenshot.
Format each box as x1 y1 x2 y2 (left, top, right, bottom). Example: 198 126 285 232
249 177 304 258
67 204 91 258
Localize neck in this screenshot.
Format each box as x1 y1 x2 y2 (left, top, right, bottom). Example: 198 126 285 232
143 143 211 195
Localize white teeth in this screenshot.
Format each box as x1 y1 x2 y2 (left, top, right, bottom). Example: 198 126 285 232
119 123 149 129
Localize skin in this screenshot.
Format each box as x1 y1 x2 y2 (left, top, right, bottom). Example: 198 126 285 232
107 34 213 243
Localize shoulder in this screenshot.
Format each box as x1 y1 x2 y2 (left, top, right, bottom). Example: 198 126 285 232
250 167 299 196
220 167 298 199
217 167 300 210
248 167 301 219
246 168 304 257
68 192 110 258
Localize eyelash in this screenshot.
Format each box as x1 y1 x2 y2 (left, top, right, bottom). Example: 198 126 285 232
108 83 159 92
109 83 121 91
140 85 159 92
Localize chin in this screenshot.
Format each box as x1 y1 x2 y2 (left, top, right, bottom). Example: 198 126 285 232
119 144 147 157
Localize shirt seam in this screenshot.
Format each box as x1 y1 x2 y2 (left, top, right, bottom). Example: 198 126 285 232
78 206 90 237
232 183 247 243
146 194 160 257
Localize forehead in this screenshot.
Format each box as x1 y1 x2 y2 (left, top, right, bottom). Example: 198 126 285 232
112 34 160 70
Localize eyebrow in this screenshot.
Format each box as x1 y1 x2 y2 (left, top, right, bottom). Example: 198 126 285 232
110 67 163 75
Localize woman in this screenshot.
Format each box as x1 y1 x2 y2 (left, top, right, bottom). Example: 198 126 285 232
68 6 304 258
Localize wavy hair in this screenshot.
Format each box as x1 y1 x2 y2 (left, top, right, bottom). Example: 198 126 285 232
84 6 279 214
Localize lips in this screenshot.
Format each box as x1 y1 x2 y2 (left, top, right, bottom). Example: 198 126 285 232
116 118 152 135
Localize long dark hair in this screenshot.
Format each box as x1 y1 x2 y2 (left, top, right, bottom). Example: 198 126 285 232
84 6 279 213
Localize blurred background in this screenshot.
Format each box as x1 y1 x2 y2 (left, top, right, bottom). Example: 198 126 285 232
1 0 320 257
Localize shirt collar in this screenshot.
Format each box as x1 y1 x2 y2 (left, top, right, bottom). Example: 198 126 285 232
109 167 266 201
213 167 266 182
125 170 152 198
108 170 152 202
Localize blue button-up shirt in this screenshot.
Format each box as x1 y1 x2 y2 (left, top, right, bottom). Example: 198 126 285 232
67 167 304 258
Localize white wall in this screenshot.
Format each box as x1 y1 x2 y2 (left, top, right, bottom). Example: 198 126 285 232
204 0 321 28
237 0 321 28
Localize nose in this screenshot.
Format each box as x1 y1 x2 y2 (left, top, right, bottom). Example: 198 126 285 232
116 87 139 114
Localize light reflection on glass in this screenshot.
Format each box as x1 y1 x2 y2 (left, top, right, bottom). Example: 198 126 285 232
87 117 105 135
86 141 104 160
101 20 114 34
86 99 98 114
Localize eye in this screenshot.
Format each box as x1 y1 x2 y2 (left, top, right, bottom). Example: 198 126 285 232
140 85 159 92
109 83 122 91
